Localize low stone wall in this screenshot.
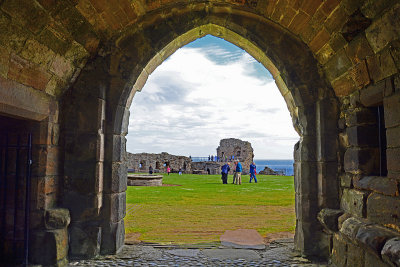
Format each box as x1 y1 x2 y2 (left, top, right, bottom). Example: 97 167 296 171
127 174 163 186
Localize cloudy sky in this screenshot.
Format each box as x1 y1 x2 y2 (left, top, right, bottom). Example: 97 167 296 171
126 35 299 159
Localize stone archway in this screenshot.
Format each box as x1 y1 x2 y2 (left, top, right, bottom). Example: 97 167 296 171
60 5 339 260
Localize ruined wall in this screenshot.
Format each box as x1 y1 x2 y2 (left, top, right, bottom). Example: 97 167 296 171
0 0 400 266
191 162 221 175
126 152 192 173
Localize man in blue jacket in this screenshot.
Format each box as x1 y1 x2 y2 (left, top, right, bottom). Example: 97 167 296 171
249 162 257 183
221 163 230 184
233 160 242 185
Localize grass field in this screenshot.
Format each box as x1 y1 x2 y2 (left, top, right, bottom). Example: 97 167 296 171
125 173 295 244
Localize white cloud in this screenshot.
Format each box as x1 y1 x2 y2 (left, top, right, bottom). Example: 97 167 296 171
127 41 299 159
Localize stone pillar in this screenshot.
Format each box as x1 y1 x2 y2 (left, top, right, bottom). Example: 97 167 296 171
294 103 322 257
101 104 128 255
61 57 108 259
316 97 339 209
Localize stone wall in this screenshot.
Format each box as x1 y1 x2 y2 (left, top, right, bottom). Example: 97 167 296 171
126 152 192 173
0 0 399 266
191 162 221 175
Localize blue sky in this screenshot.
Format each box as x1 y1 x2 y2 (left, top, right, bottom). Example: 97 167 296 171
126 35 299 159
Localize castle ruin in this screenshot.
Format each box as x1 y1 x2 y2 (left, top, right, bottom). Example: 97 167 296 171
126 152 191 173
1 1 400 266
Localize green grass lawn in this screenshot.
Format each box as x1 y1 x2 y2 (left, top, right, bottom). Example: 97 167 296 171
125 173 295 244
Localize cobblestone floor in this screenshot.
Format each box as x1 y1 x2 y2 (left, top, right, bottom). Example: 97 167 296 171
69 239 331 267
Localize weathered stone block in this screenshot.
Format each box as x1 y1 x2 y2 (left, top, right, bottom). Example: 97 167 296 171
109 161 128 193
1 0 49 34
317 208 343 232
102 192 126 223
340 173 352 188
20 39 55 69
382 237 400 267
324 5 347 33
385 76 395 97
294 162 317 195
344 147 380 175
338 213 352 230
350 60 371 89
340 217 366 240
7 53 51 91
100 219 125 255
365 3 400 52
45 208 71 230
294 220 324 256
309 27 330 53
113 105 130 135
367 193 400 228
316 43 335 64
387 148 400 173
354 176 398 196
64 133 100 162
384 93 400 128
62 192 102 222
29 228 68 265
346 35 374 64
112 135 126 162
390 40 400 72
50 54 75 81
332 233 347 267
293 136 316 161
340 189 368 218
297 104 316 136
346 125 379 147
319 133 339 162
348 242 365 267
317 162 339 208
387 126 400 148
331 72 357 97
366 49 397 83
295 193 319 223
325 49 352 82
365 251 391 267
32 145 60 176
341 10 371 42
345 108 377 127
339 131 349 149
69 224 101 259
356 225 394 257
360 80 385 107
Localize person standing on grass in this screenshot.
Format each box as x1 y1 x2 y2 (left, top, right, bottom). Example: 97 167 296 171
234 160 242 185
249 162 257 183
179 168 182 175
149 165 153 174
167 166 171 175
221 162 230 184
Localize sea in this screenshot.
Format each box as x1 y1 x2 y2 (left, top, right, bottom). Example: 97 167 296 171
254 159 294 176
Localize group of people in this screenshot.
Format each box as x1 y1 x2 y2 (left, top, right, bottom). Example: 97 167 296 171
208 155 236 162
148 166 172 175
220 161 257 185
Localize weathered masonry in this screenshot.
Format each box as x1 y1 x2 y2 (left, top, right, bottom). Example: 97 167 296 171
0 0 399 266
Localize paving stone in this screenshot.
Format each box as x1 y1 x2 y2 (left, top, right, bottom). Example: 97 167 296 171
220 229 266 249
202 248 261 261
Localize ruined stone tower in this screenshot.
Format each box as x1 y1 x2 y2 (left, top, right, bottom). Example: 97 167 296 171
217 138 254 172
0 0 400 266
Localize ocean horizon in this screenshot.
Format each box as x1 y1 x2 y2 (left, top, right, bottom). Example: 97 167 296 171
253 159 294 176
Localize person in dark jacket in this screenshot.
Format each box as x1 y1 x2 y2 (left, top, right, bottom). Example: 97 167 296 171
149 165 153 174
221 163 230 184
